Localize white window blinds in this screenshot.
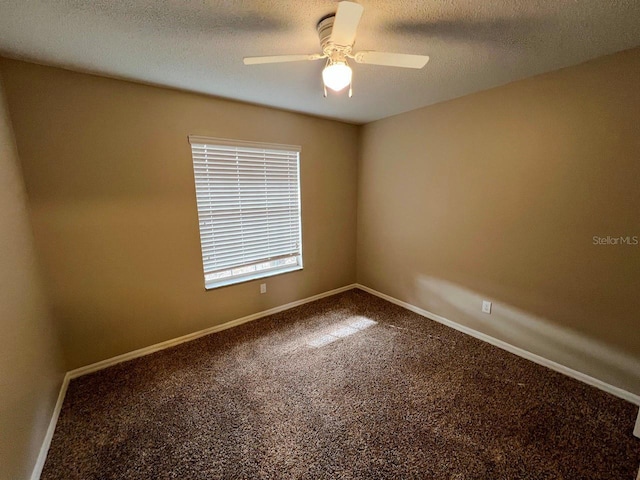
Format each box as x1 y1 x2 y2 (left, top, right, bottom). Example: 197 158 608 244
188 136 303 289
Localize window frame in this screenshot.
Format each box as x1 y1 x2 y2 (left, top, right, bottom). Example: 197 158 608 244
188 135 303 290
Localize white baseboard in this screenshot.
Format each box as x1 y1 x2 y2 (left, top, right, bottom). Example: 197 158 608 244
32 283 356 479
68 283 357 379
355 284 640 406
33 281 640 479
30 372 71 480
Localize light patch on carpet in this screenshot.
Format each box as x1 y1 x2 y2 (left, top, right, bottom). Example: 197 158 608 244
307 315 377 348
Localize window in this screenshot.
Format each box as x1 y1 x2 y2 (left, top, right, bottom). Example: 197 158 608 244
188 136 303 289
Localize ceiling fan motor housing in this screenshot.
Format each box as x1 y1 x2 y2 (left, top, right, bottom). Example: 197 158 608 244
317 15 352 62
317 15 335 48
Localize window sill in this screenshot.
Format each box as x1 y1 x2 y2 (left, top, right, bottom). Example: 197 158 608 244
204 265 303 290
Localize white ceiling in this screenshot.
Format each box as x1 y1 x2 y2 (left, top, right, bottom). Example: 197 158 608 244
1 0 639 124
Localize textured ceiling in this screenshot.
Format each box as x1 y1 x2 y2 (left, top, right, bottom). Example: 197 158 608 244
1 0 639 124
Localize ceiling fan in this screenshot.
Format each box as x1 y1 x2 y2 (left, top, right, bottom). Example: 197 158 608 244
243 1 430 97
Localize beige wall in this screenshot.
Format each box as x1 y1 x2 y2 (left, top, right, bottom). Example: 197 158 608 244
0 59 359 371
0 74 64 479
1 46 639 403
357 48 640 395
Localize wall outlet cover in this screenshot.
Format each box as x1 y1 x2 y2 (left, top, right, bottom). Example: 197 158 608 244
260 283 267 294
482 301 492 314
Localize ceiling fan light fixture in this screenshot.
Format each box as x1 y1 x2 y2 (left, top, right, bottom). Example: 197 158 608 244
243 1 430 98
322 61 352 92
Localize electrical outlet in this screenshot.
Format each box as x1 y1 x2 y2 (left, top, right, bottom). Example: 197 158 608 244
482 301 492 314
260 283 267 294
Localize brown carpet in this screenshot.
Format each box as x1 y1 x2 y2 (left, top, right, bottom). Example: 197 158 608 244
42 289 640 479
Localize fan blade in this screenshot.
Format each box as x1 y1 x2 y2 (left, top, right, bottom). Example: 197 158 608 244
352 51 429 69
329 1 364 46
243 54 323 65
